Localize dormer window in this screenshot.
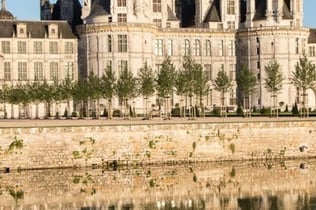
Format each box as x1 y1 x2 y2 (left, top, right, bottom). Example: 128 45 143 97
20 28 24 33
51 29 56 34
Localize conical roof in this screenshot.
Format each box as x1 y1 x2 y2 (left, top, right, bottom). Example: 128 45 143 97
0 0 14 20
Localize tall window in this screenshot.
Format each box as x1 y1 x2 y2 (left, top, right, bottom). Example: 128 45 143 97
4 62 11 81
153 19 162 27
228 21 235 30
18 41 27 54
229 64 235 80
1 41 10 53
228 40 235 56
49 41 58 54
183 39 190 56
206 40 211 56
118 60 128 72
108 35 112 52
227 0 235 15
295 38 299 54
219 40 224 56
167 39 173 56
33 41 42 54
117 0 126 7
154 39 164 56
118 13 127 22
309 46 316 57
65 62 74 79
193 39 201 56
204 64 212 81
65 42 74 54
18 62 27 81
118 35 127 52
34 62 44 81
49 62 59 81
153 0 161 12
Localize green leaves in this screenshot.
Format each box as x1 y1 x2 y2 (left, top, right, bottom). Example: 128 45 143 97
156 57 176 98
214 67 233 94
137 61 155 98
292 55 316 91
264 60 284 94
237 64 257 96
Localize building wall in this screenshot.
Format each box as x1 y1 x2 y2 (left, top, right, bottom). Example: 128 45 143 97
0 21 78 118
0 120 315 170
79 0 316 112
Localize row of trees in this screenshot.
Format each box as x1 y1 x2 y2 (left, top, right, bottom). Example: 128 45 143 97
0 55 315 119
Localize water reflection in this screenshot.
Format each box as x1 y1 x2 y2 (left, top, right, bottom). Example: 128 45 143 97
0 160 316 209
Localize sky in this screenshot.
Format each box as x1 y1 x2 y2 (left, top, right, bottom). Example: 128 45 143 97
4 0 316 28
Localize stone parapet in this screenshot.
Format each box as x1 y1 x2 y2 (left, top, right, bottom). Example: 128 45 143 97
0 120 315 170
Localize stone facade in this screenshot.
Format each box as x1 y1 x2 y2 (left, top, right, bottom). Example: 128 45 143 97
0 121 315 170
79 0 316 112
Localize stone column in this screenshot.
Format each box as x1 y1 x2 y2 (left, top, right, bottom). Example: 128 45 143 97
266 0 273 21
277 0 283 22
246 0 255 27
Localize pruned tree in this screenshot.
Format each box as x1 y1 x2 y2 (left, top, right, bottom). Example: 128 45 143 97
100 66 116 119
88 72 102 118
137 61 156 119
116 68 137 119
264 60 284 117
292 56 316 117
236 64 257 117
213 67 233 117
156 57 176 119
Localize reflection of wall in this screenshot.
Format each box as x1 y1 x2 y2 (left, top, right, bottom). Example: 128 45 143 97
0 121 316 170
0 161 316 209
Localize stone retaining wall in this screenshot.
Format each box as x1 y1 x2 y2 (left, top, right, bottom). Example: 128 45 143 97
0 121 315 170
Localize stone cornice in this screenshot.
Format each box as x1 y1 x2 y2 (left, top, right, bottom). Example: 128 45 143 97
78 23 236 38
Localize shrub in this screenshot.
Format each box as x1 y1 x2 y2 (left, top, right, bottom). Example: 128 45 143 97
292 103 299 115
113 109 122 117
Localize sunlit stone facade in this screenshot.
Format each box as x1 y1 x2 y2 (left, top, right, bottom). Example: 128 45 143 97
0 19 78 118
79 0 316 112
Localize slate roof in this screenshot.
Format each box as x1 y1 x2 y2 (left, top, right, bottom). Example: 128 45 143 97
283 1 293 19
0 20 77 38
308 29 316 44
0 8 14 20
203 0 221 23
167 6 178 21
87 0 111 18
253 0 267 21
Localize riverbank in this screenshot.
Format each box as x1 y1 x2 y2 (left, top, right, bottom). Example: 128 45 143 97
0 117 315 170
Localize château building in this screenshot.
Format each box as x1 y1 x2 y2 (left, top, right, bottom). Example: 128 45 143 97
0 0 79 118
1 0 316 118
78 0 316 113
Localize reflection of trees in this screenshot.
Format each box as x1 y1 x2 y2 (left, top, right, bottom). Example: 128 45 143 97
73 172 96 195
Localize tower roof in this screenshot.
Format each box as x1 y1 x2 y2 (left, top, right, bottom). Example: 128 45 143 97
0 0 14 20
87 0 111 18
203 0 221 23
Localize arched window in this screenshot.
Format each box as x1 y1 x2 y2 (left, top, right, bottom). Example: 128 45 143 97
193 39 201 56
183 39 190 56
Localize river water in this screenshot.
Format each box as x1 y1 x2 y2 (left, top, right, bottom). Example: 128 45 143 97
0 159 316 210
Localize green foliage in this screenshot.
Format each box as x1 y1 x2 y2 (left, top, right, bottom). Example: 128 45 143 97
148 140 156 149
192 142 197 150
8 136 24 152
237 64 257 96
292 55 316 92
229 144 236 154
229 167 236 177
214 68 233 94
260 106 271 115
236 105 244 115
7 187 24 201
292 103 299 115
264 60 284 94
137 61 156 98
116 68 137 102
156 57 176 98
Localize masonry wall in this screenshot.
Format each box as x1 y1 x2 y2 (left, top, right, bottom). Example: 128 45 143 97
0 121 316 170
